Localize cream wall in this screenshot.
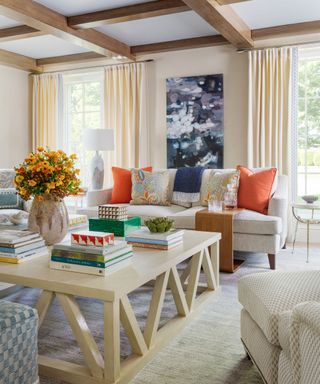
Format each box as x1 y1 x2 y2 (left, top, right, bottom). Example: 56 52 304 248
142 45 248 168
0 65 30 168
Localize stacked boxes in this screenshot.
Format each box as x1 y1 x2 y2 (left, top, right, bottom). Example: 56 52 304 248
98 204 128 220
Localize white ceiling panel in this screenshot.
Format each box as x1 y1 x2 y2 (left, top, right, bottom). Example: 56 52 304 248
232 0 320 29
0 15 21 29
97 11 216 46
34 0 155 16
0 35 89 58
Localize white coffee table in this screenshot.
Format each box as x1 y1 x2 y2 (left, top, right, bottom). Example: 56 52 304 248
0 230 220 384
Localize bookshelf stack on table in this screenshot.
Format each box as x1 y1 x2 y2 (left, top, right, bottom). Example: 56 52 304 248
0 230 47 264
50 230 133 276
125 228 184 250
89 204 141 237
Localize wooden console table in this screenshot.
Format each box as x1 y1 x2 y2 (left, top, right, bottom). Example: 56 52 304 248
195 208 244 273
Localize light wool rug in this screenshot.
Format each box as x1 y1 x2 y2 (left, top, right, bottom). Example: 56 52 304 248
4 245 320 384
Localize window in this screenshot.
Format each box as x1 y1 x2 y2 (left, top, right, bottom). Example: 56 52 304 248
61 71 104 188
296 50 320 201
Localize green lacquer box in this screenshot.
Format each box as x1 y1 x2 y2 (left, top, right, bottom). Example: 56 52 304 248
89 217 141 237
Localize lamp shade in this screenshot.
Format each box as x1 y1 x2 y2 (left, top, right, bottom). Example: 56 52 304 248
84 129 114 151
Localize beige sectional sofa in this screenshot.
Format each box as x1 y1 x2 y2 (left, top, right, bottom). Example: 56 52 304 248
78 169 288 269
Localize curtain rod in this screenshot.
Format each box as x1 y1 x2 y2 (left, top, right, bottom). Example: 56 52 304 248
32 58 154 75
237 40 320 53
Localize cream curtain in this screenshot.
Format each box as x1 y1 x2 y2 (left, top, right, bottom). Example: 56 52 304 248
32 73 62 150
248 47 295 241
104 62 148 186
248 47 293 174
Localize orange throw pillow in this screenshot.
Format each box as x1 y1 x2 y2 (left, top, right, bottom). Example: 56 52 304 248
237 166 277 214
110 166 152 204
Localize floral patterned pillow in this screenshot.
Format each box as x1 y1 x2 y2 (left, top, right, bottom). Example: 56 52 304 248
200 170 240 206
131 170 170 206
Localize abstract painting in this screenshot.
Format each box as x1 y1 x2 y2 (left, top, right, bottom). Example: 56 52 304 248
167 74 224 168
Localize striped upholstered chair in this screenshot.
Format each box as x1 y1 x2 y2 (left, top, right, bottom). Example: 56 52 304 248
0 300 39 384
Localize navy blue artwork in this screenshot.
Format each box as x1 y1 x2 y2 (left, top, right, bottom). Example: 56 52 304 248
166 74 224 168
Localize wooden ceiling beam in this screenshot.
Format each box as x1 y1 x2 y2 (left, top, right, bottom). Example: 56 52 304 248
216 0 251 5
36 52 104 66
68 0 189 29
132 35 228 54
0 25 44 42
0 0 134 59
0 48 42 72
182 0 253 48
252 20 320 40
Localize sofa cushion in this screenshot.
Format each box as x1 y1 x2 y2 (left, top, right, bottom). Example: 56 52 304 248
0 188 23 209
237 166 277 214
234 210 282 235
110 166 152 204
131 169 170 206
127 204 185 221
169 206 205 229
200 170 240 207
238 271 320 346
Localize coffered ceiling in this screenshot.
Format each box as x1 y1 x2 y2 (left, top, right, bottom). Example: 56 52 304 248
0 0 318 72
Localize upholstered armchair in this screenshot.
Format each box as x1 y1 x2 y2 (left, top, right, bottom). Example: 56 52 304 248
0 169 30 227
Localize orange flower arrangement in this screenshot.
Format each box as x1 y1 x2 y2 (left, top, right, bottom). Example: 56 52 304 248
15 147 83 201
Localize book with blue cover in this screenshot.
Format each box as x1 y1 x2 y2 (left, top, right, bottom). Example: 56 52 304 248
51 245 133 262
0 240 45 254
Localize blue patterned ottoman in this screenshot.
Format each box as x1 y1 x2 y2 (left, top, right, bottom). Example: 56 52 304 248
0 300 38 384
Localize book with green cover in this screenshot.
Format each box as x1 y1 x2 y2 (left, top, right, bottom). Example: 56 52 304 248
51 251 132 268
51 245 133 262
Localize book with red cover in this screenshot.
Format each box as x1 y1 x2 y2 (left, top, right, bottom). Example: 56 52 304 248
71 230 114 247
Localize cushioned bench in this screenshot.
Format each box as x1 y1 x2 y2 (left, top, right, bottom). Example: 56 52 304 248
0 300 38 384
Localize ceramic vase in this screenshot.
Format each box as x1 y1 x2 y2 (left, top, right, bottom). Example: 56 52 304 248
28 195 69 245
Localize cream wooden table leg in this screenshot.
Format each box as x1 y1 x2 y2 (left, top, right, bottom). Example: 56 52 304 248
104 300 120 384
210 242 220 288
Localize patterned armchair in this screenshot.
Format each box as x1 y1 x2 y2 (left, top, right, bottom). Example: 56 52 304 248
0 300 39 384
0 169 30 227
238 270 320 384
290 302 320 384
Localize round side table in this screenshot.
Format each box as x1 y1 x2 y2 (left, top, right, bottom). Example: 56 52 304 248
291 203 320 263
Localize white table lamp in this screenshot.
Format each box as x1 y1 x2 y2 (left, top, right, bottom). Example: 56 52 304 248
84 129 114 190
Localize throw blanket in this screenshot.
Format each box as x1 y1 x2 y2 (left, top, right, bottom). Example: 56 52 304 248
173 167 204 203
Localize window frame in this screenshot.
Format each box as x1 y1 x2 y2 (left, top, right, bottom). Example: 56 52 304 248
293 48 320 202
60 70 104 189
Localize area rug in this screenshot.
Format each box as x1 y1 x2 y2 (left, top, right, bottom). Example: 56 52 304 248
4 245 320 384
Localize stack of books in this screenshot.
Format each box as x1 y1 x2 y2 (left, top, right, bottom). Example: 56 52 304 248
125 228 184 250
98 204 128 220
0 230 47 264
50 230 133 276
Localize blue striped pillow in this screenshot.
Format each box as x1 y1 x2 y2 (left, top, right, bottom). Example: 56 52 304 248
0 189 23 209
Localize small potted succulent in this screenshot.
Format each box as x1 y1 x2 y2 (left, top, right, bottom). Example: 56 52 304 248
145 217 174 233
